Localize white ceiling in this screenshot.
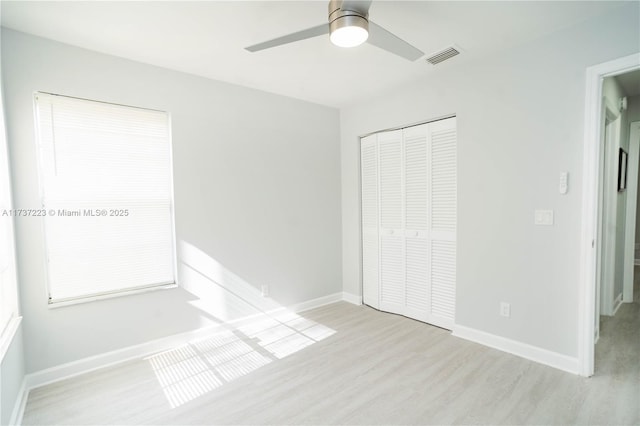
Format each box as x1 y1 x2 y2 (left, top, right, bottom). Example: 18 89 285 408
0 1 629 108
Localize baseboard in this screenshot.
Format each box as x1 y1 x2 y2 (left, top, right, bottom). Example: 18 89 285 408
288 292 343 313
612 293 624 316
21 292 345 398
342 292 362 305
452 325 580 375
9 378 28 426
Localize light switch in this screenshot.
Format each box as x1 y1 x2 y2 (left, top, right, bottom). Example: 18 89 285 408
559 172 569 194
535 209 554 225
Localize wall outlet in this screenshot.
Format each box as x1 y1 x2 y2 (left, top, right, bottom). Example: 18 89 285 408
500 302 511 318
261 284 269 297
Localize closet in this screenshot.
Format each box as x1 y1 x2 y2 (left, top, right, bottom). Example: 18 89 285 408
361 117 456 330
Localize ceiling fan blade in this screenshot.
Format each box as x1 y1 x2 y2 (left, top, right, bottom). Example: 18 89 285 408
339 0 372 15
245 24 329 52
367 21 424 61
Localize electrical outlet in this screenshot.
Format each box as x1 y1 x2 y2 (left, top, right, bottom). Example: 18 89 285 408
500 302 511 318
261 284 269 297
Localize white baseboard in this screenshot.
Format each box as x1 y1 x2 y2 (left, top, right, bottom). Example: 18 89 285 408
16 291 346 421
289 292 343 313
612 293 624 316
452 325 579 375
9 379 28 426
24 322 222 391
342 292 362 305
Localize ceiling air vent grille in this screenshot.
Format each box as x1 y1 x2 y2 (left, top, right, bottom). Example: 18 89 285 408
426 47 460 65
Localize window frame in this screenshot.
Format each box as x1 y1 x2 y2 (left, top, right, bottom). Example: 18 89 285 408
33 92 179 307
0 85 21 361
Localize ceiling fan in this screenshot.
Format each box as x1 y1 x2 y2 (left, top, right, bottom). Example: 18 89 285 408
245 0 424 61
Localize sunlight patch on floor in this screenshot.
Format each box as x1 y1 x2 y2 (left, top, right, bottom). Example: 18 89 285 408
146 311 336 408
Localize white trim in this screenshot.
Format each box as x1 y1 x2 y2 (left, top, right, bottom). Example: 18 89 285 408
9 379 27 426
19 292 345 393
47 283 178 309
623 121 640 303
0 316 22 362
452 325 579 375
580 52 640 377
342 291 363 305
288 292 343 313
599 111 620 317
612 292 624 316
24 325 221 390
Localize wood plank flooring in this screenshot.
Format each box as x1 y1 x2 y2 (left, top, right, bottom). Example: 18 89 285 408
22 280 640 425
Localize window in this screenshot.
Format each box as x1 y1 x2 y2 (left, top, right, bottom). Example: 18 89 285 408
0 90 19 341
34 93 176 304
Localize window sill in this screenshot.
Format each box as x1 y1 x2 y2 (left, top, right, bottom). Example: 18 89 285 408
0 316 23 363
47 283 178 309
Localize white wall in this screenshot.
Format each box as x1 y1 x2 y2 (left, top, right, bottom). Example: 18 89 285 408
340 2 640 357
2 29 342 373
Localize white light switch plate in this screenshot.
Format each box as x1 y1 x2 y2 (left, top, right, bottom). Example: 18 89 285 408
559 172 569 194
534 209 554 225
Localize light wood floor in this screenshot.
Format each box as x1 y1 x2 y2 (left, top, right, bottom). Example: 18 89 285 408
23 281 640 425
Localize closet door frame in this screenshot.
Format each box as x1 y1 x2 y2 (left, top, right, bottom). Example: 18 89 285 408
360 115 457 329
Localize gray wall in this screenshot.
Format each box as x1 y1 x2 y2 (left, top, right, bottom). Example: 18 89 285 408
2 29 342 373
0 324 24 426
340 2 639 357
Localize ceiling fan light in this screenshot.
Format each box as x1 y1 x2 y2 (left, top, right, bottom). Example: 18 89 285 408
330 15 369 48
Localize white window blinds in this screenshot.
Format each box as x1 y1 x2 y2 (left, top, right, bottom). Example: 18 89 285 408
34 93 176 304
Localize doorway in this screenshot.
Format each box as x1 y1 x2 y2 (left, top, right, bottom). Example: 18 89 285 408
580 53 640 377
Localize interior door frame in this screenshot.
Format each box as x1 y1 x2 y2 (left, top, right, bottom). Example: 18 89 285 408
623 121 640 303
579 52 640 377
599 107 620 319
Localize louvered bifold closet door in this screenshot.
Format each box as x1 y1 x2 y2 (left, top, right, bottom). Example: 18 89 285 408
378 129 405 315
403 124 430 323
428 117 457 330
361 135 380 309
360 117 457 330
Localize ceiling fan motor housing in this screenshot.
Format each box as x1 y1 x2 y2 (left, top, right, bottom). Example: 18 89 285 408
328 0 369 35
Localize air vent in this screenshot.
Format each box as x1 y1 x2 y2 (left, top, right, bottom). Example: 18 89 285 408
425 46 460 65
